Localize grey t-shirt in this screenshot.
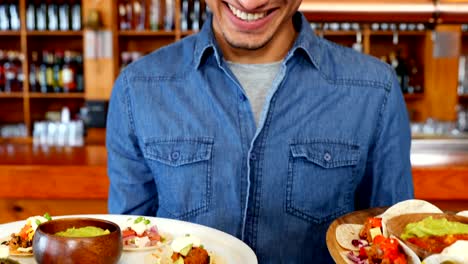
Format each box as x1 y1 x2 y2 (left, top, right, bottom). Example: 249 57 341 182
226 61 282 125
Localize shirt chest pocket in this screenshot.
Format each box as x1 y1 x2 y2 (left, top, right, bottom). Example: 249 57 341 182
286 140 360 224
142 138 214 219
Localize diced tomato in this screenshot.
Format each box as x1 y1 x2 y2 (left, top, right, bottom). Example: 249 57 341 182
147 232 161 242
368 217 382 228
122 228 137 238
359 247 368 258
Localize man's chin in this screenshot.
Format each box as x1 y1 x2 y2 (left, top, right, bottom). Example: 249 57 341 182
225 36 270 51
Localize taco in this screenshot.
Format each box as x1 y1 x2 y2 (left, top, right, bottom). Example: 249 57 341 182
121 216 171 250
387 213 468 259
334 199 444 264
145 234 217 264
1 213 52 256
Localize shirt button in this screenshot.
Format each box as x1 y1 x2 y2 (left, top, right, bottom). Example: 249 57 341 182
250 153 257 161
171 151 180 160
239 94 247 101
324 152 332 162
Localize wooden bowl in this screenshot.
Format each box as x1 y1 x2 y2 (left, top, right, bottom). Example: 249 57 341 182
386 213 468 259
33 218 123 264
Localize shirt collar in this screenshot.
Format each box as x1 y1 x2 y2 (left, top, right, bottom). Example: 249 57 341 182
193 12 323 70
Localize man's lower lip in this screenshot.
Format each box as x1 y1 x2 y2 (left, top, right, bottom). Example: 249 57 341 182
224 4 274 31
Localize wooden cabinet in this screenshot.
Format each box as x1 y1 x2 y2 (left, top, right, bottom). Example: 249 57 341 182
2 0 468 142
0 0 85 141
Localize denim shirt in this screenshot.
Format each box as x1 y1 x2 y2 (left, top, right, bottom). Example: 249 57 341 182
107 12 414 263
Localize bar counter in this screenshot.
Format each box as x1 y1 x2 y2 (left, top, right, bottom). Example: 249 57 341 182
0 139 467 224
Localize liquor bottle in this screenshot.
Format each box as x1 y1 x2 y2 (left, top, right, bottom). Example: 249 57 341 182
3 51 17 92
74 52 83 92
133 0 145 30
46 52 55 91
192 0 200 31
58 0 70 31
26 1 36 30
8 0 20 30
394 50 409 93
47 0 59 30
15 52 24 91
149 0 160 30
53 51 63 92
29 51 39 92
36 0 47 30
70 0 81 30
164 0 174 30
0 50 5 92
118 0 128 30
0 1 8 30
181 0 188 32
62 50 76 92
38 51 48 93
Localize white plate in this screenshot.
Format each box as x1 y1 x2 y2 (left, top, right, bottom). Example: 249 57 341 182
0 214 258 264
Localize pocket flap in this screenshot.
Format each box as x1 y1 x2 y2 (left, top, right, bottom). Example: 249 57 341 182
143 138 214 167
290 141 359 168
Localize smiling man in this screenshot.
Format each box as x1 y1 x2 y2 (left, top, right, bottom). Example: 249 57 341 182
106 0 414 263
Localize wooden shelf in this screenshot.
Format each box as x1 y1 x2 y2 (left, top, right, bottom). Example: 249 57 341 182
118 30 176 37
322 30 361 36
181 30 199 36
26 30 83 37
29 92 85 99
404 93 424 100
0 92 24 98
370 30 427 36
0 31 21 36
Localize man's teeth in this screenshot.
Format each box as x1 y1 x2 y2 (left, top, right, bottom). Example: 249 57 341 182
228 4 267 21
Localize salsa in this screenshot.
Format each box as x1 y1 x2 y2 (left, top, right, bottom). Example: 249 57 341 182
55 226 110 237
402 216 468 253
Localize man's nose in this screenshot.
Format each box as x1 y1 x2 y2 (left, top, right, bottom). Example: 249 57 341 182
237 0 269 10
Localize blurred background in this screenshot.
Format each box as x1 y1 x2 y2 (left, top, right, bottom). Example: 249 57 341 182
0 0 467 223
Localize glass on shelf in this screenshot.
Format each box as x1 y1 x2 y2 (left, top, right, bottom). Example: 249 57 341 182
0 123 27 138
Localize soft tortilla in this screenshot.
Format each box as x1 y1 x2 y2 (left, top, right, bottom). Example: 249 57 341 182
381 199 442 237
456 210 468 218
390 236 421 264
335 224 363 251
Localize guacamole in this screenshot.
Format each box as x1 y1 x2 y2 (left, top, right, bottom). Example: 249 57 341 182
55 226 110 237
402 216 468 240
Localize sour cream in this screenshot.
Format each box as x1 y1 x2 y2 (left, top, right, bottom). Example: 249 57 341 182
171 234 201 253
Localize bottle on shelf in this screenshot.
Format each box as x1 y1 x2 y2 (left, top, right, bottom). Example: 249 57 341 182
15 52 24 91
70 0 81 30
0 1 8 31
0 50 5 92
29 51 39 92
26 0 36 30
47 0 59 31
62 50 76 92
0 0 20 31
53 50 63 93
164 0 174 31
38 51 48 93
36 0 47 30
118 0 132 30
133 0 146 30
393 50 410 94
45 51 55 92
149 0 160 30
3 50 24 93
7 0 20 30
58 0 70 31
74 52 84 92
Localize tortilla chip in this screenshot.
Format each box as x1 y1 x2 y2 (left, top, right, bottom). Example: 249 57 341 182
335 224 363 251
381 199 442 237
